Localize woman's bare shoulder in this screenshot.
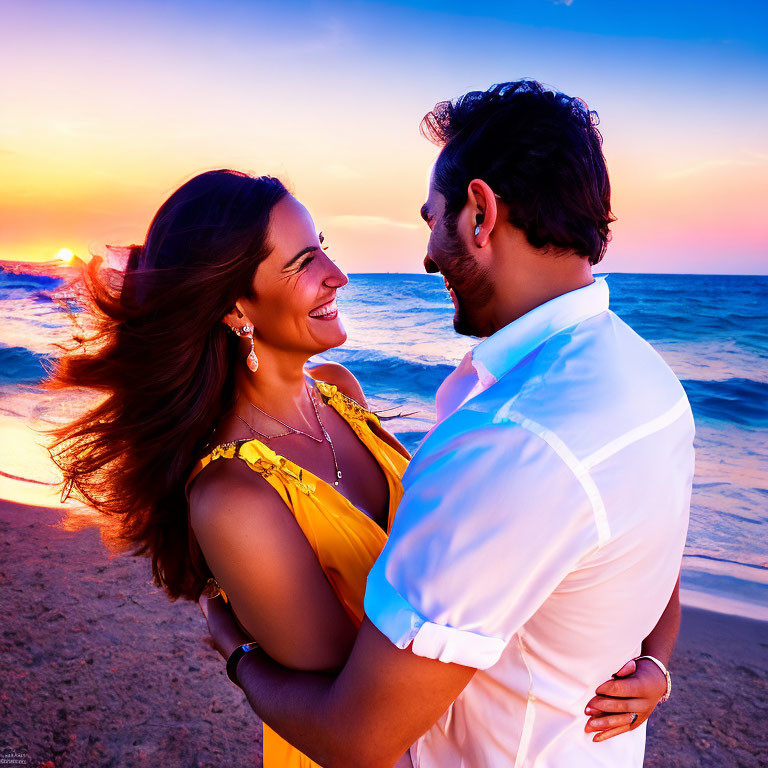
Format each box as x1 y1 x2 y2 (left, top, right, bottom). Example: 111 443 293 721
188 451 275 531
307 361 367 407
187 452 358 670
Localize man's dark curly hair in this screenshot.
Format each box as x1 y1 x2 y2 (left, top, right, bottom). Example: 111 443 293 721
421 79 616 265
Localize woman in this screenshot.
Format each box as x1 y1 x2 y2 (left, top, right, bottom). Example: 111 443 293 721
48 170 671 767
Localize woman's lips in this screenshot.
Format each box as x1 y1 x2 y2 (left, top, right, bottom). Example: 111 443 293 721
309 297 338 319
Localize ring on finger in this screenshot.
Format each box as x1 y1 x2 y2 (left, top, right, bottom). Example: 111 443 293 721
629 712 638 726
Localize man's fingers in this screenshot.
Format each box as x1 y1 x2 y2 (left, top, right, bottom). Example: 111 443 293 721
585 713 637 732
593 724 632 743
585 696 645 714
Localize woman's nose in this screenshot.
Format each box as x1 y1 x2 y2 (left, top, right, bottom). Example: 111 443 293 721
323 256 348 289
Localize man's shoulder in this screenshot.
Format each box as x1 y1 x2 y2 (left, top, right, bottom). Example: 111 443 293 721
408 402 574 488
437 310 691 466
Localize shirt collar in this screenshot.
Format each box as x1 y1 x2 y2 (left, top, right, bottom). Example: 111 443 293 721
471 276 610 386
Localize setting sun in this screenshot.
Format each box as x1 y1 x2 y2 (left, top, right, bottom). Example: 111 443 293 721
55 247 74 263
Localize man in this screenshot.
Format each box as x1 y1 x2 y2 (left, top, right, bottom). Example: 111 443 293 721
202 80 694 767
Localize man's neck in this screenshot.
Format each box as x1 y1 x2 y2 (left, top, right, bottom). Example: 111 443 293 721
489 257 594 335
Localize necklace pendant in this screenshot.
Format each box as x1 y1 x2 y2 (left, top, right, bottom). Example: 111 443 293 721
337 470 342 479
334 481 339 486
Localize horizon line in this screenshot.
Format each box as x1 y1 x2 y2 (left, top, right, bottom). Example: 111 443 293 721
1 258 767 280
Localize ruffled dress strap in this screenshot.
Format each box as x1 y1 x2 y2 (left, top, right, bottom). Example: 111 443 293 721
314 380 381 429
185 438 317 502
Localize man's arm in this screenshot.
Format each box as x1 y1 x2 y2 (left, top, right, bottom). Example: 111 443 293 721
235 617 475 768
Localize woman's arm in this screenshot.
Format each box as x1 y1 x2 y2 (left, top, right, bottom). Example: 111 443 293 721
193 458 415 766
585 573 680 742
638 572 680 665
190 457 358 672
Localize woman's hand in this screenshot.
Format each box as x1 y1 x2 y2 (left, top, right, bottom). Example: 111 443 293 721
199 591 250 661
584 658 669 742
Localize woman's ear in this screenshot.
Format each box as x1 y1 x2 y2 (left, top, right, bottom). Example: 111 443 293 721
221 301 247 330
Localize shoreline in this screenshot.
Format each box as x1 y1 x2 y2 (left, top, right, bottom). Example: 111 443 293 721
1 453 765 625
2 497 767 767
679 586 768 623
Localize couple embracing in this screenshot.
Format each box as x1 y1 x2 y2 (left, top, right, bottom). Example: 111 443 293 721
51 79 694 767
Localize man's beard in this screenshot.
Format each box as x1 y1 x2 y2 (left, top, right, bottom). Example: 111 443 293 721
441 213 495 337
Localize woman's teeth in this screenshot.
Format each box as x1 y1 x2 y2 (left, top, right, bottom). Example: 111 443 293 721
309 298 338 319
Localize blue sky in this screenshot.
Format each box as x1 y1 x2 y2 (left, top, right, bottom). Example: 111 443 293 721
2 0 766 273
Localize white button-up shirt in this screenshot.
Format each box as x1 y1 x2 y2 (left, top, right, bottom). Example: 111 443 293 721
364 277 695 767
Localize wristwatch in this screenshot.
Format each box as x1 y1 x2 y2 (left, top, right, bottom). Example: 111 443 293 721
634 655 672 703
226 641 260 688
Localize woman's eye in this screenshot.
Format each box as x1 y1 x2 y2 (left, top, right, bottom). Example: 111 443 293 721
298 256 314 271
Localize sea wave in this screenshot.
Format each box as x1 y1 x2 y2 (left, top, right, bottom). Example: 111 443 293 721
3 329 767 435
0 271 65 301
0 345 52 385
320 346 454 402
0 269 766 620
682 378 768 429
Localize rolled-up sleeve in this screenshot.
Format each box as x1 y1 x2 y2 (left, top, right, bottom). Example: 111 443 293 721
364 417 597 670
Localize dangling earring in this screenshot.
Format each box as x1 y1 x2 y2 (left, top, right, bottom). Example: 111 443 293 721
231 324 259 373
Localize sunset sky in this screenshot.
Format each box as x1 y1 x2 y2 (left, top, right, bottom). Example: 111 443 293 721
1 0 766 274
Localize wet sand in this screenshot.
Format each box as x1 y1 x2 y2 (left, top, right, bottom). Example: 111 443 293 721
1 498 766 767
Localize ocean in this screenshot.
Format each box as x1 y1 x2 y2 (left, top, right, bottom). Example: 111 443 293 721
1 267 766 620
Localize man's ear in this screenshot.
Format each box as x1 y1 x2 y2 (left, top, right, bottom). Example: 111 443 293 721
465 179 498 248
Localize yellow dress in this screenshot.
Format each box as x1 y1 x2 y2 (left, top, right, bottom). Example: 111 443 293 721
186 381 408 767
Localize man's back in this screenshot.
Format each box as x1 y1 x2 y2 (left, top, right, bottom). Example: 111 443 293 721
365 279 695 767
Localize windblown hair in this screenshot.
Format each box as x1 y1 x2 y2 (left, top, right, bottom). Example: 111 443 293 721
45 169 289 601
421 79 616 265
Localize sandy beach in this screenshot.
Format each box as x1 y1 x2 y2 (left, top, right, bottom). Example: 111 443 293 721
1 497 766 768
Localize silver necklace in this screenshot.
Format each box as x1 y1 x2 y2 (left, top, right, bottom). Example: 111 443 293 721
234 414 295 441
308 386 343 486
237 385 343 486
239 390 323 443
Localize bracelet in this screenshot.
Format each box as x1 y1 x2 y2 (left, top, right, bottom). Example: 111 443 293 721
634 655 672 703
226 641 260 688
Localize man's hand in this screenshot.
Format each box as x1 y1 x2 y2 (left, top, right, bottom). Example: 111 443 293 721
584 658 669 742
198 592 250 661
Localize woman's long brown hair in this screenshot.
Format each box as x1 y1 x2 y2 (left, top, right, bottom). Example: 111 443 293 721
45 169 289 601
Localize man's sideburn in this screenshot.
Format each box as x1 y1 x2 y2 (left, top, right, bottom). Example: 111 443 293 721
439 211 495 338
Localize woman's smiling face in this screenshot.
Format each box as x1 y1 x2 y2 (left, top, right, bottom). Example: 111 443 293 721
237 194 349 358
